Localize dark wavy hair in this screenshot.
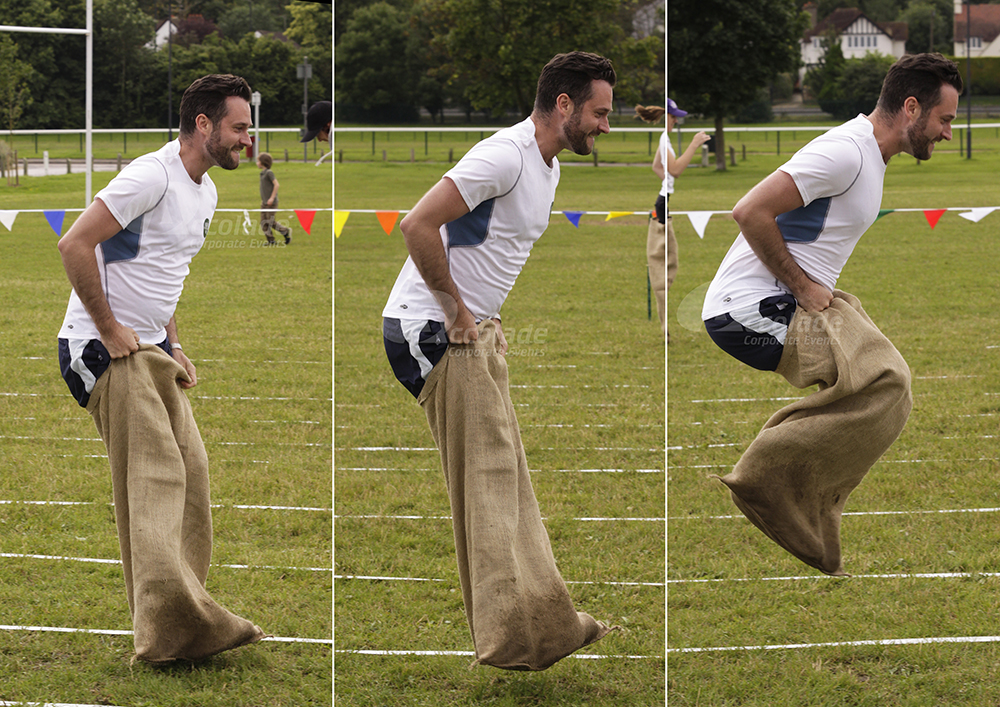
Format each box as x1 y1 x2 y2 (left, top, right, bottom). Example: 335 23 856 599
534 52 616 115
179 74 252 136
876 53 963 115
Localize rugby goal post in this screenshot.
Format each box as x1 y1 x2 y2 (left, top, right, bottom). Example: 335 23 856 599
0 0 93 204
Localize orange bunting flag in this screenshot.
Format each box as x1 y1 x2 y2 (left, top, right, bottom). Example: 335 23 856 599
334 210 350 238
376 211 400 235
295 209 317 235
923 209 947 229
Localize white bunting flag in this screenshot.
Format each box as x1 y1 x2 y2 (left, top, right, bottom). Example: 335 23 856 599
686 211 713 239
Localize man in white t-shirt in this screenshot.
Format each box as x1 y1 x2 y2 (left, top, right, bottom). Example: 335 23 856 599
383 52 618 670
56 75 265 662
700 54 963 574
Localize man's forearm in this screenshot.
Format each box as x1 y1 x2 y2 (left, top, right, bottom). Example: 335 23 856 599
59 239 119 337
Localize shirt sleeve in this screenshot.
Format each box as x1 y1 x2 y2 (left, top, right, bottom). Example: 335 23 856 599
95 156 169 228
778 133 864 206
444 137 523 211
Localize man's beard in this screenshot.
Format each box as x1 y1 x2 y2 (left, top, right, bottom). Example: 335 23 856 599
207 128 241 170
907 114 934 161
563 109 596 156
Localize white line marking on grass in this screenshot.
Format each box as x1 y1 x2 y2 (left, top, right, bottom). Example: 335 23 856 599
1 702 129 707
669 571 1000 584
336 467 663 474
689 397 802 403
0 499 330 513
0 624 330 645
345 446 662 453
0 552 330 572
670 504 1000 521
668 635 1000 654
335 649 659 660
668 457 998 471
336 574 663 587
335 514 663 522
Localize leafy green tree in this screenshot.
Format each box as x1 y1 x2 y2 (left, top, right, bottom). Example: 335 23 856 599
805 27 846 111
431 0 623 119
900 0 953 54
93 0 158 127
670 0 807 170
834 52 895 119
230 33 303 126
335 2 419 122
0 34 33 141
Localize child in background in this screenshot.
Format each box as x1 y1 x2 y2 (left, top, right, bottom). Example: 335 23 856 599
256 152 292 245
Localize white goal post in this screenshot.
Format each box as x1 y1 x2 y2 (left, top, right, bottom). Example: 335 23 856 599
0 0 93 204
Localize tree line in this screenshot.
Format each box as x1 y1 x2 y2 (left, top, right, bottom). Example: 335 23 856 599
0 0 331 132
335 0 666 124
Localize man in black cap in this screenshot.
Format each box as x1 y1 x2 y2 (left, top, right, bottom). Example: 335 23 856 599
301 100 331 145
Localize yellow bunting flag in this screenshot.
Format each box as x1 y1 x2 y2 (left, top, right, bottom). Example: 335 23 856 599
376 211 400 235
604 211 633 221
334 210 351 238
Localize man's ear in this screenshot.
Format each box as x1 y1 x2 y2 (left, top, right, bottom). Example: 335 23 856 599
195 113 213 136
555 93 574 119
903 96 921 122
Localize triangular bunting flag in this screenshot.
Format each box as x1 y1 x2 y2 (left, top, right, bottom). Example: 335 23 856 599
0 210 17 232
686 211 713 239
333 210 350 238
875 209 895 222
604 211 632 221
923 209 947 229
242 209 252 236
295 209 317 235
958 207 997 223
44 210 66 237
563 211 584 228
376 211 399 235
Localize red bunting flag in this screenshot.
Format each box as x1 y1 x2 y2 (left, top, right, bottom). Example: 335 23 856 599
376 211 400 235
294 209 316 235
923 209 947 229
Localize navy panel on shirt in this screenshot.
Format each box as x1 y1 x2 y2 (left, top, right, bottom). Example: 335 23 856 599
101 215 144 263
446 199 495 248
776 197 831 244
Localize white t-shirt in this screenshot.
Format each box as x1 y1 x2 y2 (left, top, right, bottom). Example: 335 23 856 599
382 117 559 322
59 140 217 343
662 131 673 197
702 115 886 319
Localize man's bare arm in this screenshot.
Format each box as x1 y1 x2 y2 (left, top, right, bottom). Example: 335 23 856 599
57 199 140 357
731 170 834 312
398 177 476 343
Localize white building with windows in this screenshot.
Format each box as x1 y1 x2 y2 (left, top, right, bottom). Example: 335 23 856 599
145 18 178 50
799 5 908 84
954 1 1000 57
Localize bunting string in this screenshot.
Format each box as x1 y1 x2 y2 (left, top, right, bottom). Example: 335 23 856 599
332 209 655 238
0 207 333 237
668 207 1000 239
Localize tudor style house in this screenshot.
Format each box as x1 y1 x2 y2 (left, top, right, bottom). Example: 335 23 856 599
954 1 1000 57
799 4 908 84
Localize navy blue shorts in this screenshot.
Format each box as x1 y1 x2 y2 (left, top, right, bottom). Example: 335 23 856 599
58 338 172 408
703 294 798 372
383 318 449 399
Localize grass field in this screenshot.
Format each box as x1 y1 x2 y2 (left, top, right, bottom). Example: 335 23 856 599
667 139 1000 703
333 153 666 704
0 158 332 705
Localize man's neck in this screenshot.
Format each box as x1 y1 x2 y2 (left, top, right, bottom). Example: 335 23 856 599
177 137 211 184
866 109 903 164
530 111 562 166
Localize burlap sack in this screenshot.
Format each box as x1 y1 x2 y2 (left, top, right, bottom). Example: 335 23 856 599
87 345 265 662
648 216 667 331
418 320 613 670
713 291 912 576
